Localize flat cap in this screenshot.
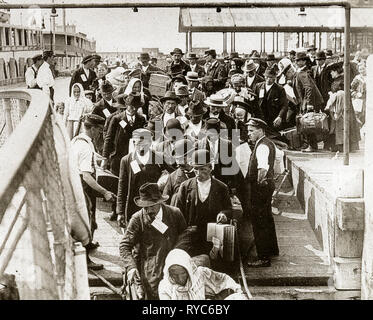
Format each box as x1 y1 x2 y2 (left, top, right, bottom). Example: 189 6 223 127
84 114 105 126
246 117 268 129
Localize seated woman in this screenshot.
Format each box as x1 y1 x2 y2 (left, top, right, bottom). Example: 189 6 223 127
63 83 93 139
158 249 243 300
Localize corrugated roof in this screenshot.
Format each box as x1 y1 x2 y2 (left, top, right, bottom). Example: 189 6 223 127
179 7 373 32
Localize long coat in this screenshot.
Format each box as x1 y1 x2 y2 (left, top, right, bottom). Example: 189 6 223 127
163 168 194 206
102 112 146 176
254 82 288 127
246 74 264 91
174 177 232 255
119 204 187 299
201 110 236 140
117 151 171 222
69 67 97 96
311 64 332 106
293 69 324 112
166 60 191 76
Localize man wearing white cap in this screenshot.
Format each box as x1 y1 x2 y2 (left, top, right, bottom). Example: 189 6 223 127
243 59 264 91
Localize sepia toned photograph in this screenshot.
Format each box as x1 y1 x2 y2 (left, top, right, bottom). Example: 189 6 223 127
0 0 372 304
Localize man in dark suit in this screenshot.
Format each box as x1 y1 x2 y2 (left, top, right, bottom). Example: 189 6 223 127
69 54 97 96
203 94 236 140
119 182 187 299
165 48 191 77
293 51 324 152
102 95 146 176
195 118 237 194
186 52 205 78
186 72 205 103
163 138 196 206
311 51 332 108
254 68 288 131
204 49 228 92
174 149 232 257
136 52 164 88
243 59 264 91
117 129 172 225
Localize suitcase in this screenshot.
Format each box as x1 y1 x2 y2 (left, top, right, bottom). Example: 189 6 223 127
207 223 235 262
280 127 303 150
149 73 170 97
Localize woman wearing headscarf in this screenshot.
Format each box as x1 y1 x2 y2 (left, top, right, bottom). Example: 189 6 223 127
63 82 93 139
158 249 243 300
324 63 361 152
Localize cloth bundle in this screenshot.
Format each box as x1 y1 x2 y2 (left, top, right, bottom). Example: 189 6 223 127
298 111 329 136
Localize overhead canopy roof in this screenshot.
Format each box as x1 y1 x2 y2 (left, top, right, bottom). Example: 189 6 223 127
179 7 373 33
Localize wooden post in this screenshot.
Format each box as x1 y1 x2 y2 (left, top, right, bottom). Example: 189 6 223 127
223 32 227 56
263 32 266 52
188 31 192 53
319 32 322 50
185 32 188 53
335 32 338 53
343 7 350 166
362 54 373 300
276 31 279 52
260 32 262 52
272 32 275 52
230 32 235 52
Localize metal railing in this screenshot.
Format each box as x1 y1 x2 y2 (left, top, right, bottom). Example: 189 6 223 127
0 89 90 299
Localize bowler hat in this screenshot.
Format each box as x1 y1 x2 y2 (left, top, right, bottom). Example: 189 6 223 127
246 117 268 129
160 91 181 104
133 183 169 207
186 52 198 60
204 94 228 108
266 54 276 61
84 114 105 127
100 81 115 94
125 94 142 109
243 60 258 72
164 118 183 135
204 49 217 57
315 51 326 60
42 50 54 60
264 67 277 77
32 54 43 64
185 100 207 116
185 71 200 82
138 52 150 60
295 51 308 61
289 50 296 56
170 48 184 55
251 52 261 59
190 149 214 168
82 55 95 64
307 45 317 52
204 117 221 133
172 138 195 159
229 52 239 59
325 49 333 58
175 85 189 97
171 74 187 85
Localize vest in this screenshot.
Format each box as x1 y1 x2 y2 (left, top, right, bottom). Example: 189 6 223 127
248 136 275 183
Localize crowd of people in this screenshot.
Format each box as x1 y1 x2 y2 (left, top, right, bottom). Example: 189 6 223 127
24 44 369 300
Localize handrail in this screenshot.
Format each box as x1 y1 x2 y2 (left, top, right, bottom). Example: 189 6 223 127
0 89 50 218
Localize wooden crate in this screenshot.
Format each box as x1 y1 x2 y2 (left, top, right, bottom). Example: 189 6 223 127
149 73 170 97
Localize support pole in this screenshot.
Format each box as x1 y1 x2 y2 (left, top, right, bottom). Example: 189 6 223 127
188 31 192 53
272 32 275 52
260 32 263 52
343 6 350 166
335 32 338 53
223 32 227 56
263 32 266 52
319 32 322 51
185 32 188 53
276 31 279 52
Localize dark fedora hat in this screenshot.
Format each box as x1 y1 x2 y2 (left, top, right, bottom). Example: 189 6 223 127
82 54 95 64
289 50 296 55
172 138 195 159
190 149 214 168
160 91 181 104
295 51 308 61
125 94 142 109
266 54 276 61
133 182 169 207
42 50 54 59
100 80 115 94
229 52 239 59
186 52 198 60
232 95 250 109
315 51 327 60
185 101 207 116
307 45 317 52
204 94 228 108
170 48 184 55
84 114 105 127
204 49 217 57
138 52 150 60
325 49 333 58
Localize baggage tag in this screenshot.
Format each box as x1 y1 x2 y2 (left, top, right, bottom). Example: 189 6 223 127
259 89 265 98
151 218 168 234
130 160 141 174
103 108 111 118
119 120 127 129
80 74 88 82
